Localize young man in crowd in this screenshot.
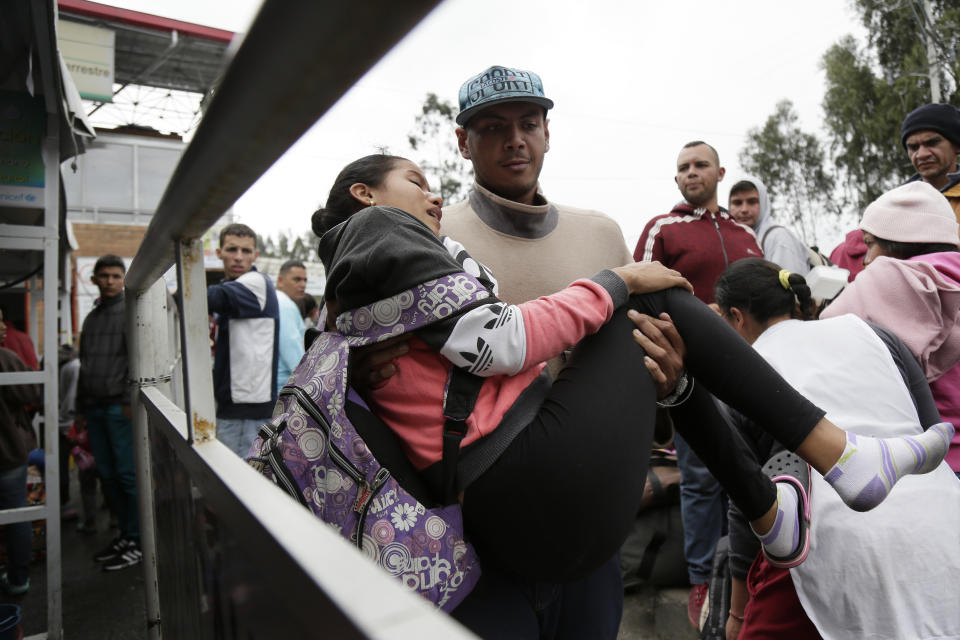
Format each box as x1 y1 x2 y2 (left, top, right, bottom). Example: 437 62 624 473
78 255 141 571
635 142 762 628
831 103 960 277
275 259 307 393
636 141 762 303
902 102 960 221
207 224 279 457
355 67 684 639
440 65 632 640
728 175 810 275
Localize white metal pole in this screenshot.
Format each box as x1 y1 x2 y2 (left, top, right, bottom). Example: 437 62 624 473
28 275 40 356
127 278 169 640
61 256 73 345
176 239 216 441
42 117 63 640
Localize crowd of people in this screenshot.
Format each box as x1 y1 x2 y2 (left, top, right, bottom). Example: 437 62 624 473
2 63 957 640
202 68 958 638
0 236 320 589
0 257 144 599
292 67 958 639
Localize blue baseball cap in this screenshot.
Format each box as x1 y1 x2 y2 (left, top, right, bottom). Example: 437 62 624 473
456 65 554 126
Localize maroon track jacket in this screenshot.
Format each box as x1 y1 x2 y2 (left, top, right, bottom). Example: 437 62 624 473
634 202 762 304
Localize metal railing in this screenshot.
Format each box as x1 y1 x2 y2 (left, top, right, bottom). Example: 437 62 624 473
124 1 475 637
0 1 66 636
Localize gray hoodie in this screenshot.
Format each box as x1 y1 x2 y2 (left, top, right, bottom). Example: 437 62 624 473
736 175 810 275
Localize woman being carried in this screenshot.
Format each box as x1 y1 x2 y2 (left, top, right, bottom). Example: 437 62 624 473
312 154 952 584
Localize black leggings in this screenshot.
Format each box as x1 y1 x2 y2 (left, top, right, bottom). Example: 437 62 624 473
461 288 824 583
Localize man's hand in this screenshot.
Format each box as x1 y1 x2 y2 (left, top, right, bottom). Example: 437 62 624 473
628 310 686 400
348 336 411 390
726 613 743 640
612 261 694 296
726 576 749 640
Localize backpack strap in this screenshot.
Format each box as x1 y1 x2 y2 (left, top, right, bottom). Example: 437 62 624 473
636 529 669 581
441 367 485 504
331 272 495 504
760 224 783 247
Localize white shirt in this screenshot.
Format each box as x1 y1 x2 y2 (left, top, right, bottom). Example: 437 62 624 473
753 316 960 640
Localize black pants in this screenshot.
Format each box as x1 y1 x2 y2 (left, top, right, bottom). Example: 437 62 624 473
462 288 824 583
452 554 623 640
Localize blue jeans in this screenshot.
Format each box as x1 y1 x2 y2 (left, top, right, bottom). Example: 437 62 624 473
216 418 263 457
86 404 139 541
0 466 31 585
674 431 726 584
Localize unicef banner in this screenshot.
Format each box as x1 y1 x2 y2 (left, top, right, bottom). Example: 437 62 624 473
0 91 45 209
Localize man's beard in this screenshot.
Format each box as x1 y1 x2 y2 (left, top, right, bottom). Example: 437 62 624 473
682 184 716 207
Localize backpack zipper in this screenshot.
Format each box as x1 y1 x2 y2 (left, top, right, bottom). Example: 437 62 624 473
268 433 310 508
279 387 364 485
278 386 393 549
353 467 391 548
256 420 310 507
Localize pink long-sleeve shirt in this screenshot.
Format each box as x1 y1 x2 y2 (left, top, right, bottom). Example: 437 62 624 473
364 278 616 470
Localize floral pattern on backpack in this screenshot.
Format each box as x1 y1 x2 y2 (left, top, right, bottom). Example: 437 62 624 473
248 273 489 611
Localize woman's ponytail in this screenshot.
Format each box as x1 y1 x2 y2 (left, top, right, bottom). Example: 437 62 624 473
715 258 813 323
786 272 814 321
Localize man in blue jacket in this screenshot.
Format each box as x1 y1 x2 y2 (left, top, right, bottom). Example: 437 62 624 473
207 223 279 456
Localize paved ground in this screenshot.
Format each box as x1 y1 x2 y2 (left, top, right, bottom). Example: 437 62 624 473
619 586 699 640
15 481 147 639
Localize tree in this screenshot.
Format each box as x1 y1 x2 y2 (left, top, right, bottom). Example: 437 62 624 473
407 93 473 204
857 0 960 99
739 100 839 247
261 229 315 261
821 0 960 213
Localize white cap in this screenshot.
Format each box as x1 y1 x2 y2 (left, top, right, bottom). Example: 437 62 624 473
860 181 960 247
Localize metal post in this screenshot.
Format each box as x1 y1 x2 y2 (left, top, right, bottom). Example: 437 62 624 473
176 239 216 442
28 275 39 350
42 116 63 640
128 278 170 640
165 289 184 409
173 248 192 443
61 248 73 345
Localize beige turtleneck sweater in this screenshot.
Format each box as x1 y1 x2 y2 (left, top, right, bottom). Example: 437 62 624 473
441 182 631 375
441 182 631 306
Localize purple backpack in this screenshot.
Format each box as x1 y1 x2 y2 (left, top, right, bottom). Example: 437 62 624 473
247 273 490 612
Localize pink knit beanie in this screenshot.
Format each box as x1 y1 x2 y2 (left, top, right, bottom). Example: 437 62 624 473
860 181 960 247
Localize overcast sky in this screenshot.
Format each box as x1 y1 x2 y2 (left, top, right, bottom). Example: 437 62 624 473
103 0 867 253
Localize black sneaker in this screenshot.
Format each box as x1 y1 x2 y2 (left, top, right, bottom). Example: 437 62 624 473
102 540 142 571
93 537 125 562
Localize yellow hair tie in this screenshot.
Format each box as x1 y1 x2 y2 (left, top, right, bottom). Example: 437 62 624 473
778 269 791 290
